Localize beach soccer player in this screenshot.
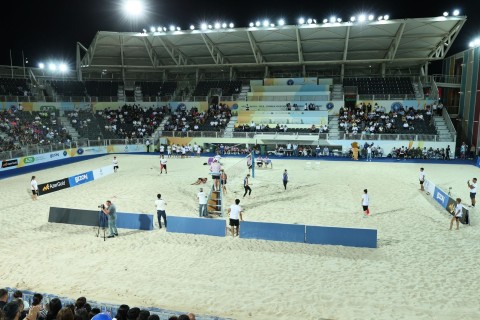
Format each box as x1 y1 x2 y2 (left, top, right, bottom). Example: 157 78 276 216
449 198 463 230
362 189 370 216
467 178 477 207
160 155 168 174
283 169 288 190
243 174 252 197
113 156 119 172
419 168 425 191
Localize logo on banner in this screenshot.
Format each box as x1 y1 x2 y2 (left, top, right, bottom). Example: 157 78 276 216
38 178 70 195
68 171 94 187
23 157 35 164
433 187 448 209
50 153 61 158
77 148 84 155
63 151 68 156
2 159 18 168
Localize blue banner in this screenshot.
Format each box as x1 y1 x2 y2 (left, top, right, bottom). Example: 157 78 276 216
68 171 94 187
433 187 449 209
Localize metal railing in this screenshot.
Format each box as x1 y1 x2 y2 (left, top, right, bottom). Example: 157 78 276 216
247 95 330 102
340 133 439 141
432 74 462 84
358 94 417 100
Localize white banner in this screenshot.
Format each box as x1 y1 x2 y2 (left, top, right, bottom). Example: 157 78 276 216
92 165 114 180
423 179 436 196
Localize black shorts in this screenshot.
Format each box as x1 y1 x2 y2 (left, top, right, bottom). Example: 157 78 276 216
248 165 252 169
114 165 119 170
229 219 239 226
455 216 461 221
362 205 369 211
471 192 476 199
221 180 227 185
32 190 38 195
420 181 424 185
161 164 167 169
212 175 220 180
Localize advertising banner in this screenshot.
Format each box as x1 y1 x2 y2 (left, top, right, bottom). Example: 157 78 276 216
1 159 18 168
92 165 114 180
68 171 94 187
38 178 71 195
423 179 436 195
433 187 449 209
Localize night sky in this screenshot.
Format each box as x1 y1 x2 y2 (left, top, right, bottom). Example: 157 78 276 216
1 0 478 71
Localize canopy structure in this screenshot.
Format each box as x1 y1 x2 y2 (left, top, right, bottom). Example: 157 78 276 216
78 15 466 80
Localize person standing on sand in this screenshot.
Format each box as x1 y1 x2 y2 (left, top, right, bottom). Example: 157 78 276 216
160 155 168 174
227 199 244 237
220 169 227 194
419 168 425 191
113 156 119 172
362 189 370 216
243 174 252 197
31 176 39 200
282 169 288 190
450 198 463 230
467 178 477 207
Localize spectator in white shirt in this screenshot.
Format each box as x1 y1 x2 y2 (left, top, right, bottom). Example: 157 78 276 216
154 194 167 229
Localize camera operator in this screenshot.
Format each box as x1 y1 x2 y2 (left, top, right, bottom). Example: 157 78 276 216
101 200 118 238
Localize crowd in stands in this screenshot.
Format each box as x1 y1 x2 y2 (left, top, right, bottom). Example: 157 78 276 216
388 145 453 160
338 103 436 135
286 102 319 111
216 144 250 155
0 107 71 152
95 104 167 139
0 289 196 320
163 104 231 132
272 143 331 157
235 122 328 134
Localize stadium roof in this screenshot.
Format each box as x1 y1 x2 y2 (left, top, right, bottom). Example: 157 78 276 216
79 16 466 76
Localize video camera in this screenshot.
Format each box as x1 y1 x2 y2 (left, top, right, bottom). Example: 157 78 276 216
98 204 105 209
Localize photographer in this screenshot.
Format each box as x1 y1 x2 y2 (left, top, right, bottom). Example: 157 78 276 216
467 178 477 207
101 200 118 238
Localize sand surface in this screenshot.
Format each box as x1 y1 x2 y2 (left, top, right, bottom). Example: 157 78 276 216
1 154 479 320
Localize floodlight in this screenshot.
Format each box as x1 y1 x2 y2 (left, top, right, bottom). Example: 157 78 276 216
229 22 234 28
368 14 374 21
176 26 181 31
150 27 155 32
48 63 57 71
270 23 275 27
59 63 68 73
323 18 328 24
208 24 212 29
378 16 383 21
255 21 261 27
190 25 195 30
142 28 147 33
337 18 342 23
39 63 45 69
443 11 449 17
214 22 221 29
163 27 167 31
358 14 366 22
222 23 227 28
298 17 305 25
329 16 336 23
278 19 285 26
350 16 356 22
168 25 175 31
469 41 474 48
384 15 389 20
201 23 208 30
453 9 460 16
249 22 254 27
307 18 312 24
122 0 145 18
157 27 162 32
263 20 269 27
313 19 317 24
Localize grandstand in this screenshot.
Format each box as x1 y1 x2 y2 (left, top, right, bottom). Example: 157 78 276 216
2 11 480 320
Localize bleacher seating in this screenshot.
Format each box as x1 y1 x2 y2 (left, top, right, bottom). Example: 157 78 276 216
0 109 71 151
50 80 86 97
66 110 103 140
94 104 166 139
0 78 31 96
192 80 242 96
135 81 177 98
85 81 122 97
164 104 231 132
343 77 414 95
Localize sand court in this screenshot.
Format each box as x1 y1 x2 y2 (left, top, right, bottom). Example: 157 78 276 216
1 154 480 319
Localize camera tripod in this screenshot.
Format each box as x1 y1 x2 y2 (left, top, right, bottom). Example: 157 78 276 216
96 210 107 241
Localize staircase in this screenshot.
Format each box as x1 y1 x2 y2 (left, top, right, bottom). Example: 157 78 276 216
152 115 171 139
207 185 224 217
117 85 125 102
412 81 424 99
433 116 455 142
222 116 237 138
237 85 250 101
134 86 143 102
331 84 344 100
327 115 340 140
59 116 80 141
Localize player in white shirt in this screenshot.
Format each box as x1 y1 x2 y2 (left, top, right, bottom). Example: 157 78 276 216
227 199 244 236
167 145 172 157
160 155 168 174
467 178 477 207
112 156 119 172
159 145 165 156
419 168 426 191
449 198 463 230
361 189 370 216
154 193 167 229
181 146 186 158
31 175 39 200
